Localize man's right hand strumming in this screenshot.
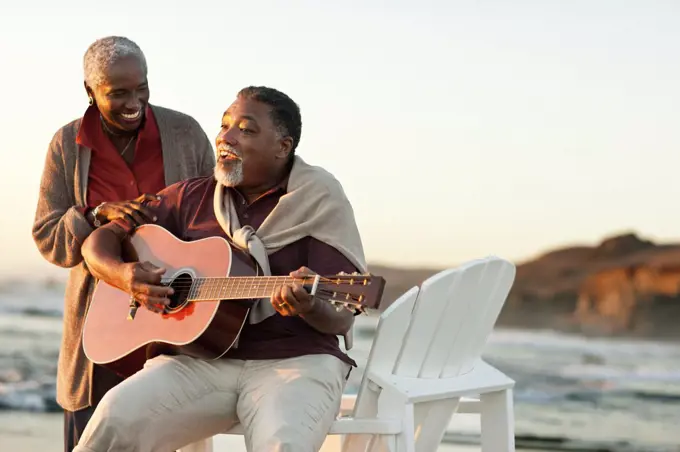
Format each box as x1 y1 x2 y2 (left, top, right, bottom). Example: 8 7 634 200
82 223 173 314
120 261 173 314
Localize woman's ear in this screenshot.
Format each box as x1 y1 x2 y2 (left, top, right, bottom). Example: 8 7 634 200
84 81 95 106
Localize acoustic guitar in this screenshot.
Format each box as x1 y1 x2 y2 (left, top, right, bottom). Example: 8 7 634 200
82 224 386 377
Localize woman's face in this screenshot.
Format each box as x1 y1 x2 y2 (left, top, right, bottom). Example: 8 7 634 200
86 55 150 133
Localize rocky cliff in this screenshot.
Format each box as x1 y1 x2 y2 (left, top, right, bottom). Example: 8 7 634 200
369 232 680 338
507 232 680 337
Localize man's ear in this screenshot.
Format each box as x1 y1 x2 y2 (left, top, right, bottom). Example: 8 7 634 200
276 136 294 160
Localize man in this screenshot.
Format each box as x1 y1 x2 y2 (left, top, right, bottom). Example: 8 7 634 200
77 86 367 452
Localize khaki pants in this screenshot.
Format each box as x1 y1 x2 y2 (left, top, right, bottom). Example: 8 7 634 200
73 353 350 452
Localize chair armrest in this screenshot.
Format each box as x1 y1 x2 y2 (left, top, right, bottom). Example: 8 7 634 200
368 360 514 403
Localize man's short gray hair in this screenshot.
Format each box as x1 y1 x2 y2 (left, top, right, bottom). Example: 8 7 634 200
83 36 147 88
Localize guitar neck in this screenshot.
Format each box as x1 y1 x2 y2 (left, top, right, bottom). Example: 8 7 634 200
187 276 318 301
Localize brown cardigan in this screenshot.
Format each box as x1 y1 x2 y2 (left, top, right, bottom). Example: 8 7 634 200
32 105 216 411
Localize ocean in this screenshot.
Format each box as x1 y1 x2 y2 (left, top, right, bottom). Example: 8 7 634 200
2 281 680 451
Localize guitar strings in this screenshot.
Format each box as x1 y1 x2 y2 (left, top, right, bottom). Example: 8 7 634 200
182 287 365 302
162 287 365 305
127 275 374 306
153 275 372 289
157 275 369 283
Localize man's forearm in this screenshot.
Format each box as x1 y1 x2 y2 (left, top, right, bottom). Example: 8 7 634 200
82 226 128 289
300 300 354 335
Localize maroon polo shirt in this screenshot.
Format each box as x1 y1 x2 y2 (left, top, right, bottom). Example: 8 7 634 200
114 175 358 367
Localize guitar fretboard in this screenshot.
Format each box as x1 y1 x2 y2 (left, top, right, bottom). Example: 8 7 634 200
187 276 316 301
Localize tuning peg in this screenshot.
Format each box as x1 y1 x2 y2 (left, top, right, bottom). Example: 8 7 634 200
338 271 348 276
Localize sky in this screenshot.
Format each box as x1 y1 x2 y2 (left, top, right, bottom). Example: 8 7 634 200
0 0 679 279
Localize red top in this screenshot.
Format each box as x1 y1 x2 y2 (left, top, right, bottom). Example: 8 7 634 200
76 105 166 209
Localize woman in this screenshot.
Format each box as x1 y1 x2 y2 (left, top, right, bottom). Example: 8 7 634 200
32 36 216 452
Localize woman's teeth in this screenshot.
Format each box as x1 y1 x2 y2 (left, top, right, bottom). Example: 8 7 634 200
121 111 141 120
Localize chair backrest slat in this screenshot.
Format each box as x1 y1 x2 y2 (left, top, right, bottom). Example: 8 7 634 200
393 257 516 379
418 260 489 378
352 286 419 417
442 258 515 377
392 268 462 377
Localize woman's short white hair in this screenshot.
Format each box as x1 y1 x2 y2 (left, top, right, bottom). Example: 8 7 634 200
83 36 147 88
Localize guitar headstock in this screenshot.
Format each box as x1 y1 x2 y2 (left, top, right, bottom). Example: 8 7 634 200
315 272 386 314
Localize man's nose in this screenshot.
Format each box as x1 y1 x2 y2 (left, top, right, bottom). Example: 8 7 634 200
217 127 238 145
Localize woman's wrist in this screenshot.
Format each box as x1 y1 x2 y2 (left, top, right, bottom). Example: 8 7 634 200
87 203 107 228
84 207 96 227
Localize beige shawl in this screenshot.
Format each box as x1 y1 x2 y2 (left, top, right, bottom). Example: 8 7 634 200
213 155 367 327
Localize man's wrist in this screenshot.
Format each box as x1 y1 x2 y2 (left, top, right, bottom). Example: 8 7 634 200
298 296 320 317
298 295 353 335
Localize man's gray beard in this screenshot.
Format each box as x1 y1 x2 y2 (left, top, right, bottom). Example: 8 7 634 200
214 160 244 187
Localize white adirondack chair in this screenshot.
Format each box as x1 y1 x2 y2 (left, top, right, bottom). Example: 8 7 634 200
203 256 517 452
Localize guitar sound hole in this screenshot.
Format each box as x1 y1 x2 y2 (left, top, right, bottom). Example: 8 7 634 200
166 273 193 313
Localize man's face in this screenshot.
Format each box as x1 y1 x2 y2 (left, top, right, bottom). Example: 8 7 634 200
214 97 288 189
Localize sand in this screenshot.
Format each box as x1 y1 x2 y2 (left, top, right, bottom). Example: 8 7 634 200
0 411 488 451
0 412 63 451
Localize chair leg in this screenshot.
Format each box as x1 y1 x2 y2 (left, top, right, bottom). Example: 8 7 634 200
383 434 397 452
371 405 415 452
375 433 407 452
480 389 515 452
412 398 460 451
367 434 381 452
342 434 373 452
395 404 416 452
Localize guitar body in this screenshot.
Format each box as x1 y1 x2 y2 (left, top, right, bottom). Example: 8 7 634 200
83 224 254 378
